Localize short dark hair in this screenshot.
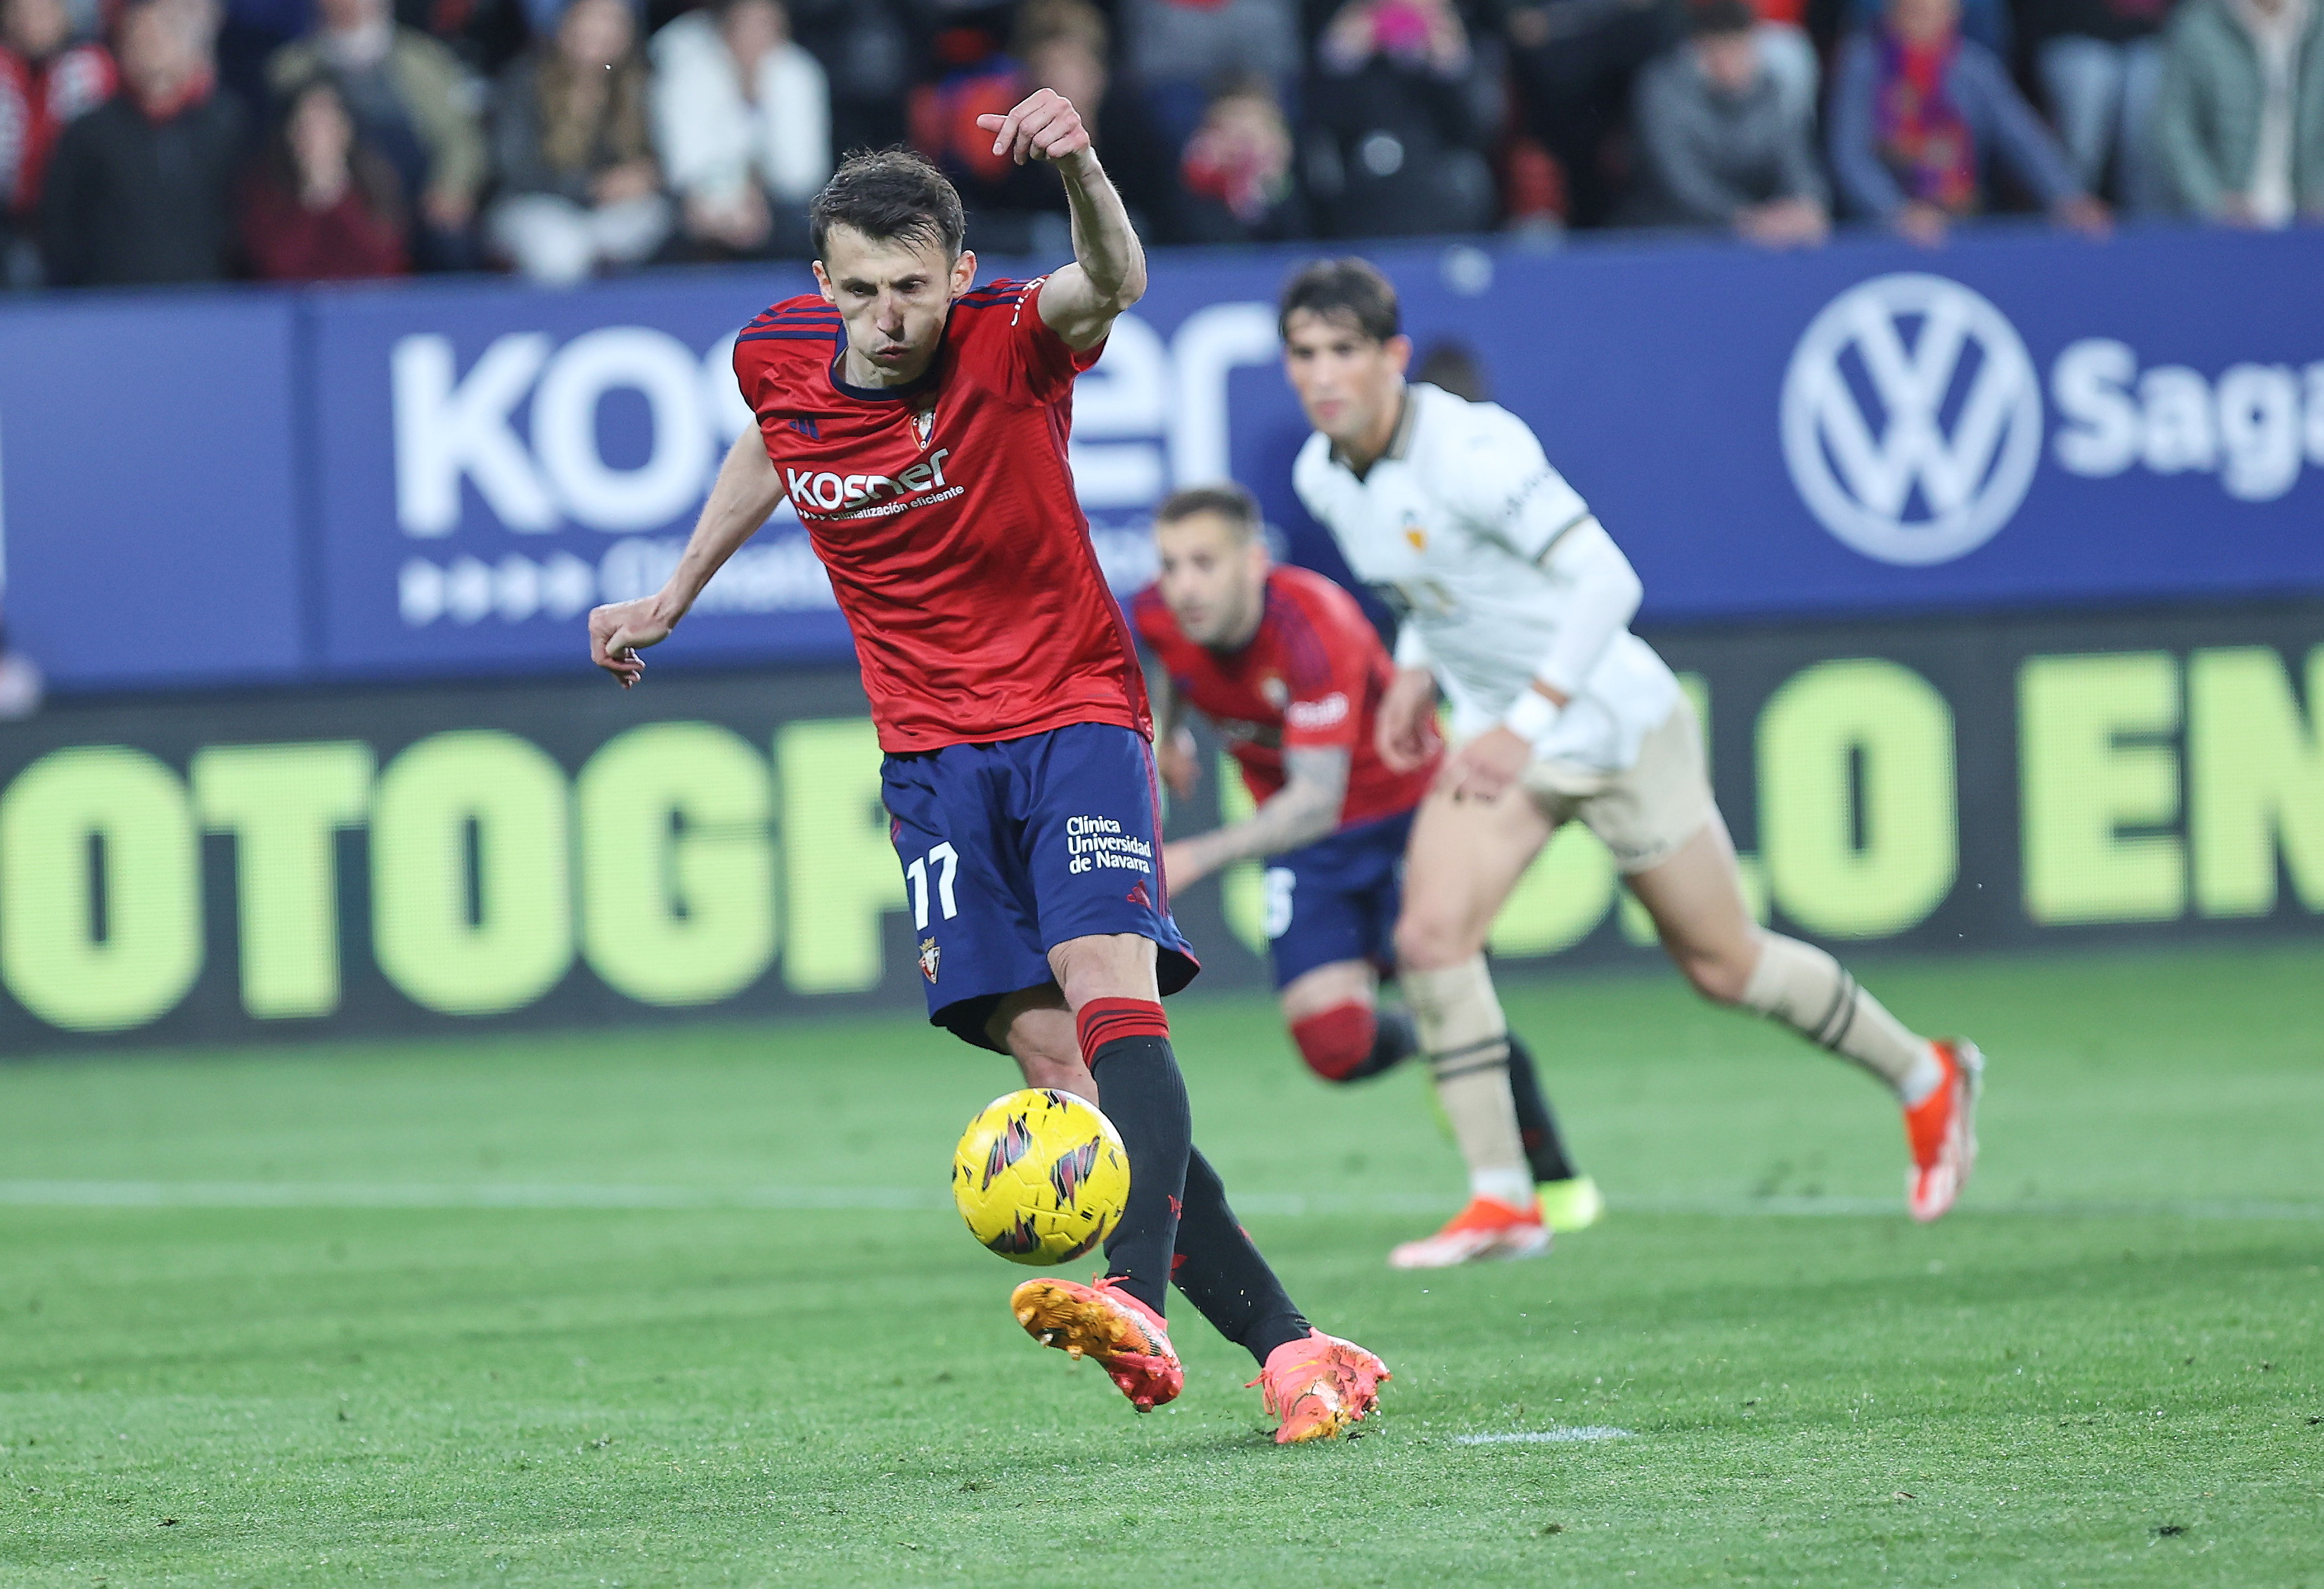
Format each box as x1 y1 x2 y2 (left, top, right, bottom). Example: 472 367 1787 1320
1685 0 1757 35
1278 258 1400 344
1154 483 1262 541
810 148 966 262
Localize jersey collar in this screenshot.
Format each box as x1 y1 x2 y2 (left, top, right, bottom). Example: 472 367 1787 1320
1330 383 1422 479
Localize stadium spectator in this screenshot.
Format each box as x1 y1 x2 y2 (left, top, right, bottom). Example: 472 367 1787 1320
39 0 245 285
1174 71 1308 242
1630 0 1828 241
650 0 829 260
0 0 115 286
487 0 670 285
1120 0 1302 154
785 0 909 155
909 1 1171 255
1504 0 1681 230
1828 0 2111 243
1838 0 2011 53
2023 0 2176 212
392 0 532 79
240 74 410 278
267 0 487 271
1308 0 1497 236
2152 0 2324 226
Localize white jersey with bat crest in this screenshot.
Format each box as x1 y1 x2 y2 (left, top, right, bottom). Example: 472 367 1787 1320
1293 382 1679 774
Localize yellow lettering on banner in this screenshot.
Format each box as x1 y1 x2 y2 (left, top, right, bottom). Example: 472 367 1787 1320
2188 646 2324 917
371 731 573 1015
0 746 202 1032
578 723 777 1005
1758 660 1958 939
776 719 903 993
2019 653 2185 925
1217 754 1268 956
191 742 373 1019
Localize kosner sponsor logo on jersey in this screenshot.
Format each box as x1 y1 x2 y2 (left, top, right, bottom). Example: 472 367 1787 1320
383 305 1281 627
1783 273 2324 568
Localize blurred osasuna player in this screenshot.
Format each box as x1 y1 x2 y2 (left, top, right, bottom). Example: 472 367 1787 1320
1130 484 1605 1263
1280 258 1984 1235
585 117 1385 1441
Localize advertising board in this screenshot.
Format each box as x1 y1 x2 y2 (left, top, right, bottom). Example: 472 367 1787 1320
1 602 2314 1051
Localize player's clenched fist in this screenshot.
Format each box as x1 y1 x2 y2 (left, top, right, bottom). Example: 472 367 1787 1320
1375 665 1440 773
587 597 672 688
976 88 1091 166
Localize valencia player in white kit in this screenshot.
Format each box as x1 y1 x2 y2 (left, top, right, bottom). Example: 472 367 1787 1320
1280 259 1984 1252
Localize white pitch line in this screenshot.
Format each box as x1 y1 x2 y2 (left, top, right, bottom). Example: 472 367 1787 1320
1455 1428 1635 1445
0 1183 2315 1221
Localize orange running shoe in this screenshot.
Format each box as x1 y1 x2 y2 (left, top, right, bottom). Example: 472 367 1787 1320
1010 1276 1184 1412
1904 1039 1984 1223
1249 1330 1390 1444
1387 1195 1550 1270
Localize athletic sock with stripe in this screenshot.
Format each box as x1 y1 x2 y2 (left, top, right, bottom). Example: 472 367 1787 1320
1077 998 1191 1318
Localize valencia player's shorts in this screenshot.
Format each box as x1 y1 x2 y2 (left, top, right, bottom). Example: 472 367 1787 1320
1260 808 1415 989
882 723 1200 1051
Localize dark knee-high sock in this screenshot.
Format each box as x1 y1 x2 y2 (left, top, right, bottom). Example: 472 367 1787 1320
1506 1034 1581 1184
1078 998 1190 1318
1170 1147 1311 1366
1347 1004 1419 1081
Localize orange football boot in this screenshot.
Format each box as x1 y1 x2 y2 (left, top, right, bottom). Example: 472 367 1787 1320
1388 1195 1550 1270
1250 1330 1391 1444
1905 1039 1984 1223
1010 1276 1183 1412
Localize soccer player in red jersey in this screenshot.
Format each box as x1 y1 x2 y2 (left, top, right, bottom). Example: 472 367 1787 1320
584 99 1384 1442
1132 485 1603 1264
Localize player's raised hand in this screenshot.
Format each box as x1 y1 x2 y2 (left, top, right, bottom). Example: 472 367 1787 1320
588 597 672 688
976 88 1091 166
1375 666 1439 773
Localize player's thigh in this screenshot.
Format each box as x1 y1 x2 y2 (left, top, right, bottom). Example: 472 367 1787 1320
1395 783 1555 967
1278 960 1379 1026
1622 811 1761 1000
883 748 1055 1050
1016 724 1196 1001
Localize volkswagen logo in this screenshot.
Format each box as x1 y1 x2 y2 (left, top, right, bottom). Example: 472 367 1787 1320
1781 273 2043 566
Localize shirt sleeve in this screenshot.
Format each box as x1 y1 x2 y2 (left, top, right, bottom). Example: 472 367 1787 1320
970 277 1107 407
1434 402 1595 563
1275 589 1371 754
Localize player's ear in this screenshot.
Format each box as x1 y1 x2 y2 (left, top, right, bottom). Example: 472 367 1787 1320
811 259 836 305
950 248 979 300
1385 333 1413 376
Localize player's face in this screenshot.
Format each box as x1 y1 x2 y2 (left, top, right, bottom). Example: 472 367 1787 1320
814 226 979 385
1281 311 1411 451
1155 511 1269 649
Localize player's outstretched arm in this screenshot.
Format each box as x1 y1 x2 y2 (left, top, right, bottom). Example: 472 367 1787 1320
587 429 787 687
1162 747 1350 891
975 88 1146 350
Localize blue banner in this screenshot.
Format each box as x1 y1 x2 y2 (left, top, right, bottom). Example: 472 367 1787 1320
0 293 305 689
1 224 2319 691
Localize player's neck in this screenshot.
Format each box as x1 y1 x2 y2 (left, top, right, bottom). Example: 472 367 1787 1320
1338 383 1408 478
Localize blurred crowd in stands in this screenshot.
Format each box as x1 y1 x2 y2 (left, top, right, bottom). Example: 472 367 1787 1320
0 0 2316 288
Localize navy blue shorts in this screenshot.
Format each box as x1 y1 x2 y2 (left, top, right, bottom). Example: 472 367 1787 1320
883 722 1200 1052
1261 809 1415 990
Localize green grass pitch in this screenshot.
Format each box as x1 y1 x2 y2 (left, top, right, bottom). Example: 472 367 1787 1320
3 944 2321 1586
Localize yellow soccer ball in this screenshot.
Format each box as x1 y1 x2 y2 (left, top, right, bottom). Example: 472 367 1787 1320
951 1088 1129 1266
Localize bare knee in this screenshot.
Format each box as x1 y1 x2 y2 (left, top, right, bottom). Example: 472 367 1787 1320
1394 910 1477 973
1673 932 1762 1008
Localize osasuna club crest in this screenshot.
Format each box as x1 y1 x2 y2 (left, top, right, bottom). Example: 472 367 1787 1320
919 937 941 982
913 408 937 447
